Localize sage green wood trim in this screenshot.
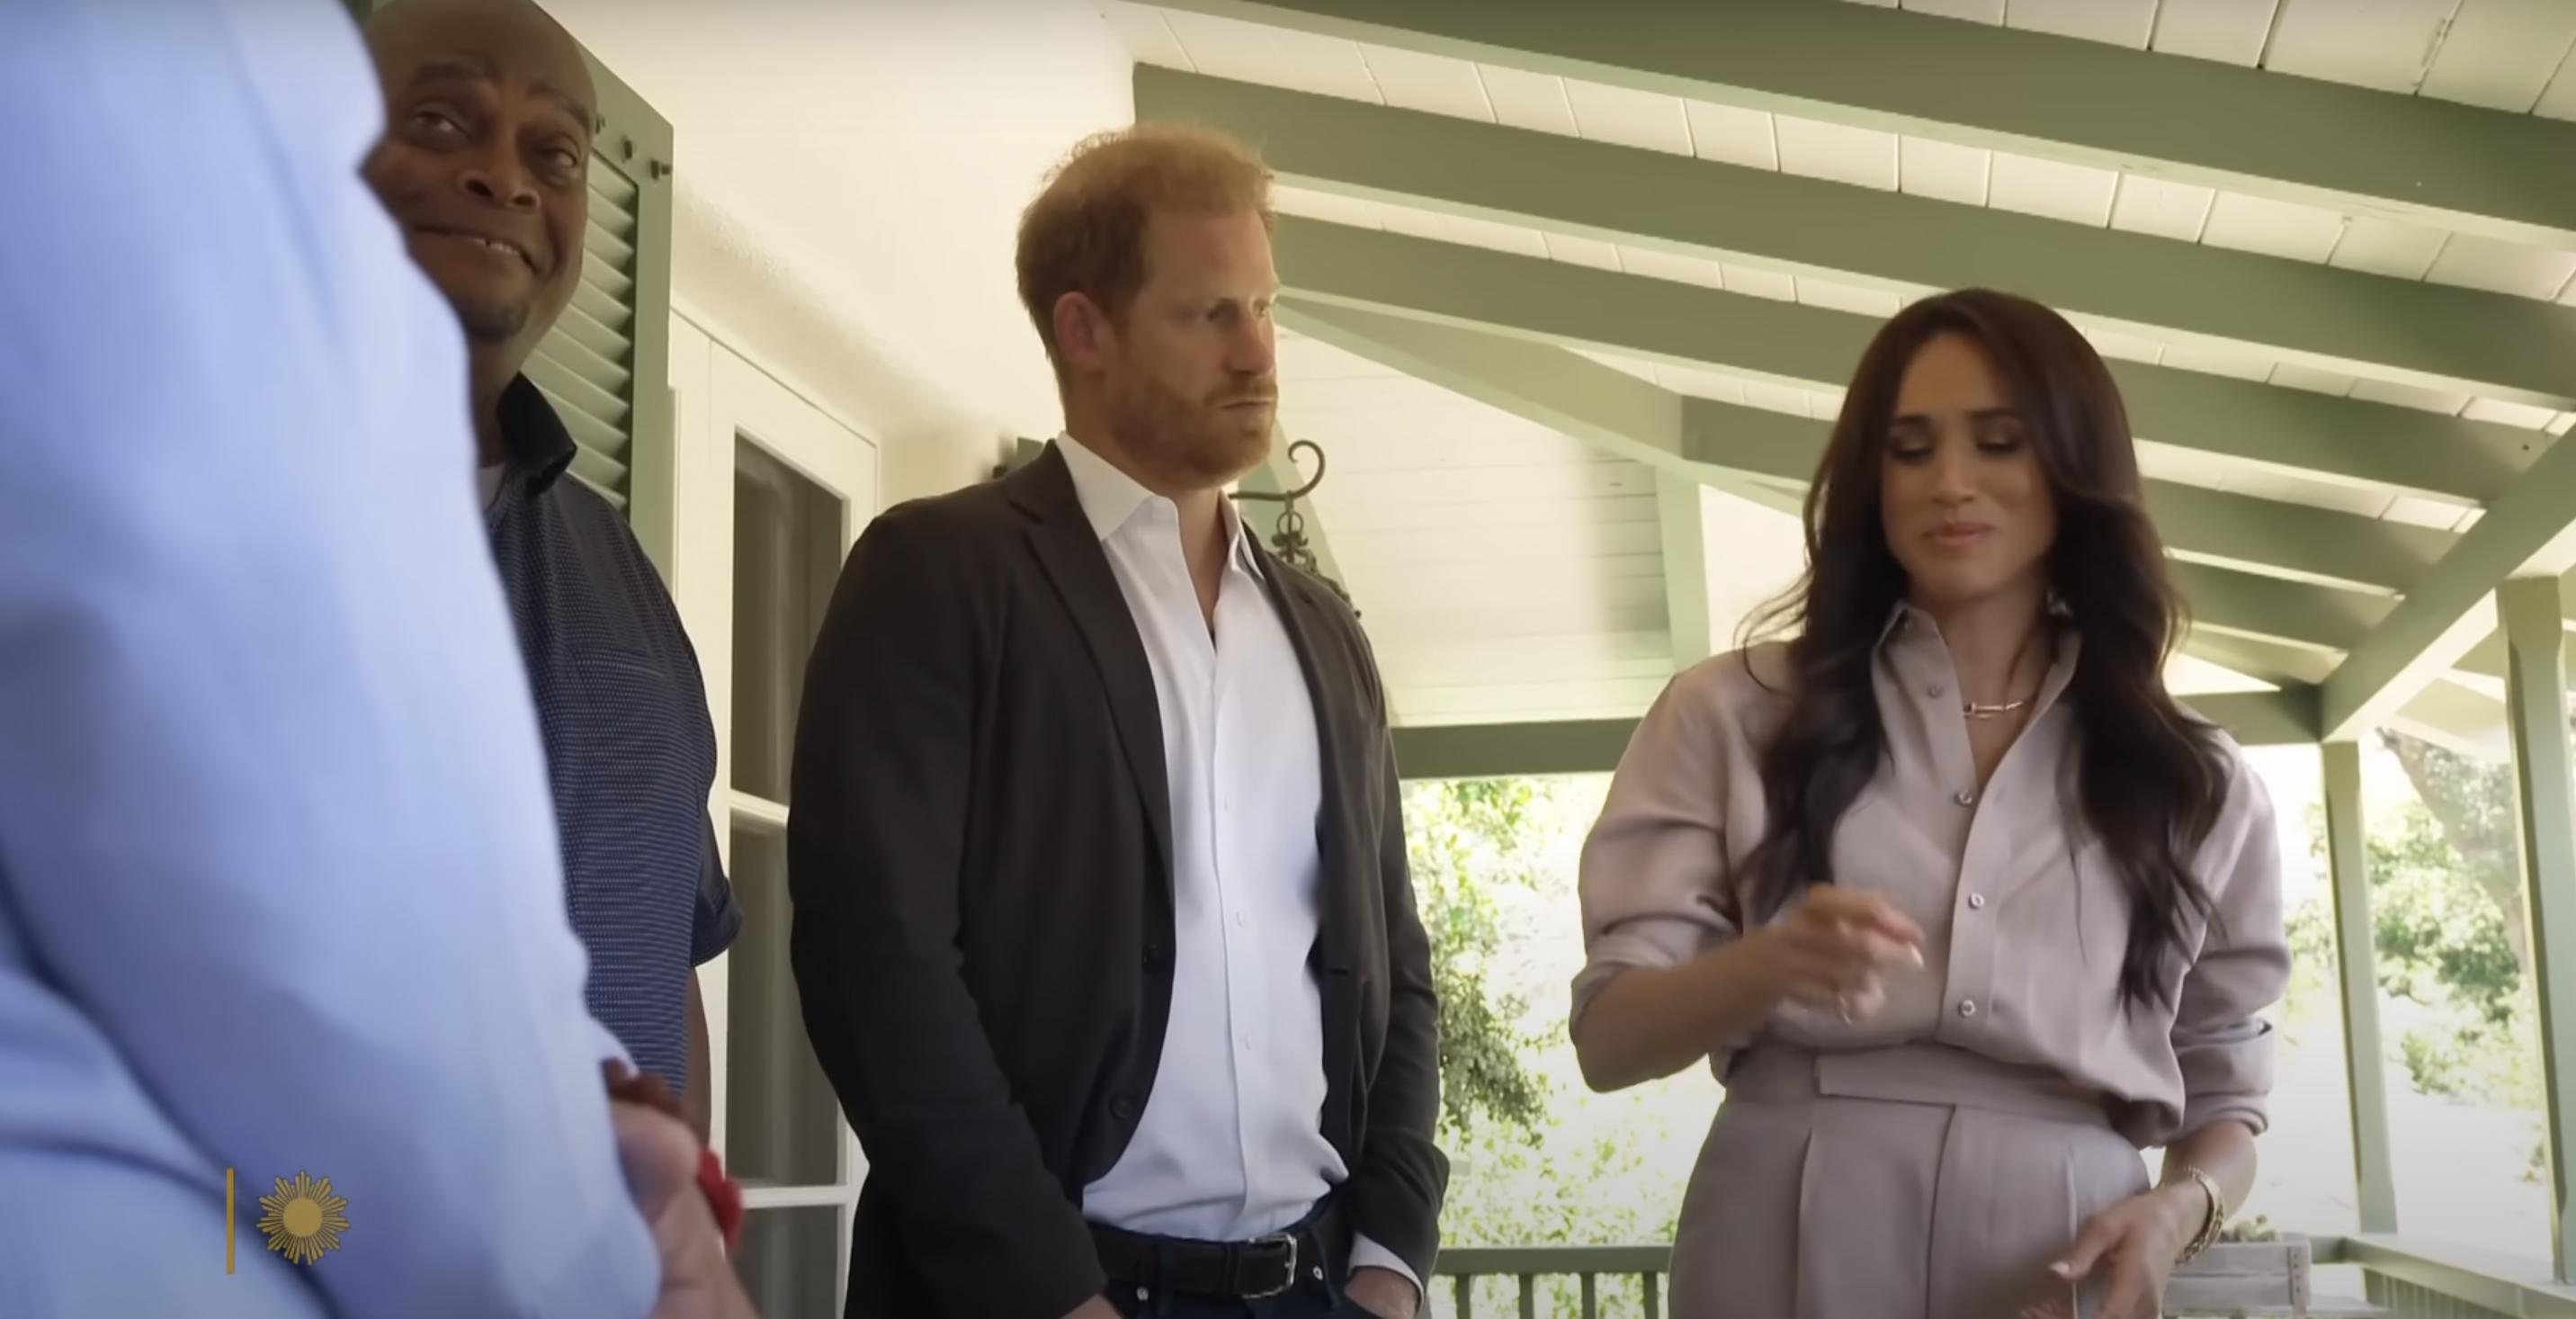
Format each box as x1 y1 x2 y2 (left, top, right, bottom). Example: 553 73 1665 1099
2393 675 2515 763
1141 67 2576 406
2187 687 2321 748
2335 1233 2576 1315
1392 688 2316 780
1284 300 2455 597
2178 634 2333 692
2321 434 2576 740
1655 478 1713 668
1274 217 2539 506
2175 562 2388 656
586 55 676 576
1152 0 2576 253
1279 300 1807 514
1391 719 1641 781
2504 575 2576 1285
2322 740 2401 1235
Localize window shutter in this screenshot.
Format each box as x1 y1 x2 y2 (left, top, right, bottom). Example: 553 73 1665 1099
544 58 675 571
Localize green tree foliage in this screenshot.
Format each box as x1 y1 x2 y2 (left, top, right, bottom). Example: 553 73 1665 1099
1404 777 1551 1140
2291 733 2536 1110
1402 776 1695 1315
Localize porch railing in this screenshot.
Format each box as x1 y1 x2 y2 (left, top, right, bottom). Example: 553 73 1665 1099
1429 1235 2576 1319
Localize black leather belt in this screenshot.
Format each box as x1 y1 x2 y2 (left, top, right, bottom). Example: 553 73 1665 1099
1089 1201 1344 1300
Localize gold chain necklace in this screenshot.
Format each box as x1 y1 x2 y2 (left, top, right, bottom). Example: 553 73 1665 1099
1960 624 2045 722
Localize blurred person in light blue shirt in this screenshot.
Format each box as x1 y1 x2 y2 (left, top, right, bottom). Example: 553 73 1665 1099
0 0 730 1315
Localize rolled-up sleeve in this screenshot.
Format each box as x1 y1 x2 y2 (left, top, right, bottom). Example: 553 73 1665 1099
2172 765 2293 1139
1572 668 1742 1034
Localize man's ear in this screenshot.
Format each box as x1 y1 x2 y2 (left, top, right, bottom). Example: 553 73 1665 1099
1053 291 1113 376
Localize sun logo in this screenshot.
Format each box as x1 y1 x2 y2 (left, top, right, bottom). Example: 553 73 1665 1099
256 1171 351 1265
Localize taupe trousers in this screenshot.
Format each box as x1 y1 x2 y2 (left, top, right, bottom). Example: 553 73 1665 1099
1574 608 2292 1318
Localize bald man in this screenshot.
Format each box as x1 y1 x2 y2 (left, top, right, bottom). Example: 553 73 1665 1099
362 0 741 1143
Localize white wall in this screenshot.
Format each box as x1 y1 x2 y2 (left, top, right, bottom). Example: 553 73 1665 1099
541 0 1135 507
1699 484 1807 654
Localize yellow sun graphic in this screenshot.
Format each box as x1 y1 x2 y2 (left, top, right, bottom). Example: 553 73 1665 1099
256 1171 350 1265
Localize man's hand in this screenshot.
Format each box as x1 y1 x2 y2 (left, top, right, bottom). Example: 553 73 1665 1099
1344 1267 1421 1319
608 1097 758 1319
1057 1297 1123 1319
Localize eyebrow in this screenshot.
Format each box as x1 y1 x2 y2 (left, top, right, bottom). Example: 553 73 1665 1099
534 81 595 138
404 56 594 138
1891 406 2020 426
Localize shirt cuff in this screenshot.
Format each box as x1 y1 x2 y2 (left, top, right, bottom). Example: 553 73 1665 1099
1348 1232 1423 1297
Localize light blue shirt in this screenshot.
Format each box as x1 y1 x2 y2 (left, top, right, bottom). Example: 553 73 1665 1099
0 2 658 1315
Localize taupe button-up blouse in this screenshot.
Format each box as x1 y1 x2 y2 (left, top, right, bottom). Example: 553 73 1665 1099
1573 607 2291 1146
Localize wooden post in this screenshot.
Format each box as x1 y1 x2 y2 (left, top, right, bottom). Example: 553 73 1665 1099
2322 740 2400 1234
2500 574 2576 1283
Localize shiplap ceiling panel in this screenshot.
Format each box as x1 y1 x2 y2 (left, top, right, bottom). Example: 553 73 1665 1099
2149 0 2283 66
2417 0 2576 112
2110 175 2219 241
1358 41 1494 119
1900 136 1992 206
1774 114 1901 190
1100 1 1192 67
2422 234 2576 300
1683 100 1779 170
1543 233 1624 273
1614 246 1727 289
2008 0 2160 46
2329 217 2454 279
1986 150 2120 225
1562 77 1694 155
2260 0 2458 94
1474 63 1579 134
2199 191 2348 262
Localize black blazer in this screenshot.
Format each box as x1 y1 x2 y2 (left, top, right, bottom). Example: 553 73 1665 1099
786 444 1446 1319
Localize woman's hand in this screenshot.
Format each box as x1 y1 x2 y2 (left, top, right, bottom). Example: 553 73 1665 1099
2021 1182 2204 1319
1745 884 1924 1019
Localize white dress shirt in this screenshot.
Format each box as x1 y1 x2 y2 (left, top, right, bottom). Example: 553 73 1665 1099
0 2 655 1314
1059 435 1416 1288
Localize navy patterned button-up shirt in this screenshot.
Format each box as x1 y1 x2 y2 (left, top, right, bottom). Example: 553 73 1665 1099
487 376 739 1095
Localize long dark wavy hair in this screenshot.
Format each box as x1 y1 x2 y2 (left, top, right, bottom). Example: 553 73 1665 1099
1739 289 2231 1012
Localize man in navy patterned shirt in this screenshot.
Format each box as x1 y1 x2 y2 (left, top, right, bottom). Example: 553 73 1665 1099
362 0 740 1137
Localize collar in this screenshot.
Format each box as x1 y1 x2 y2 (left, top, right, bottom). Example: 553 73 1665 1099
496 373 577 494
1880 599 2081 713
1054 432 1262 578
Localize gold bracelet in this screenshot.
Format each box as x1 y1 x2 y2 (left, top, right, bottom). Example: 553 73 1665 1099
2166 1164 2227 1264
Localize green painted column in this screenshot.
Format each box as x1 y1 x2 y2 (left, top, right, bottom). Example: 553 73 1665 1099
2500 574 2576 1282
2321 740 2399 1234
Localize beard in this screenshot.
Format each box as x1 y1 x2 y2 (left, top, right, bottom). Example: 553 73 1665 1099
1105 367 1275 489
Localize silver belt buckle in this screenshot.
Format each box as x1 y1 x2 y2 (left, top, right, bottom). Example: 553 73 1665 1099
1245 1232 1299 1299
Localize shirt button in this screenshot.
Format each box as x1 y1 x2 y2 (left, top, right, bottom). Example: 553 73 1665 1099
1110 1093 1143 1122
1234 911 1248 929
1954 790 1976 807
1957 1000 1979 1018
1967 893 1987 911
1928 682 1946 698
